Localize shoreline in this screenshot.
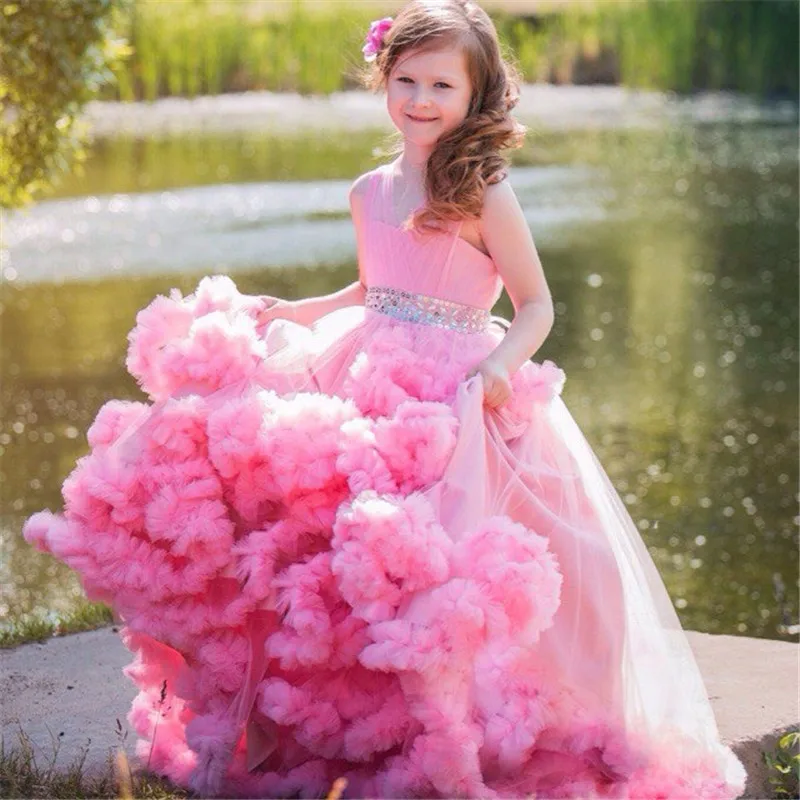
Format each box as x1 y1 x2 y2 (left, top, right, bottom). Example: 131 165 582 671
82 84 799 138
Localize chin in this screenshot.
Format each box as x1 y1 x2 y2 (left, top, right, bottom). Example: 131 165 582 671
404 136 440 151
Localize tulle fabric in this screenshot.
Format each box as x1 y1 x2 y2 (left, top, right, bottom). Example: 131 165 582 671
24 275 746 799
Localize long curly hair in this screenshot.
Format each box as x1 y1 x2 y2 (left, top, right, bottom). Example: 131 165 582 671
360 0 526 234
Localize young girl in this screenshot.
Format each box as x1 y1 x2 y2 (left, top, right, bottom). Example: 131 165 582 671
25 1 747 798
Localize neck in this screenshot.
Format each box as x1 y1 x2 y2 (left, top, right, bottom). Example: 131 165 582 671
396 145 431 181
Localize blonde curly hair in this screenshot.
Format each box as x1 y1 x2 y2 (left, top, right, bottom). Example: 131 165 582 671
360 0 526 234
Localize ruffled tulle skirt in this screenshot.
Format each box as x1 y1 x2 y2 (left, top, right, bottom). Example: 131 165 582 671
24 276 746 799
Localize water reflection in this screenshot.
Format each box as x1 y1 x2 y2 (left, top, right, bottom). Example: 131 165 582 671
2 120 797 641
7 160 613 286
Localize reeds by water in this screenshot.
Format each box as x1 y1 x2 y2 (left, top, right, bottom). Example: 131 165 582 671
102 0 797 103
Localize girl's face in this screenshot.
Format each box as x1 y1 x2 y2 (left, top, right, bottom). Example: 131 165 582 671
387 44 473 148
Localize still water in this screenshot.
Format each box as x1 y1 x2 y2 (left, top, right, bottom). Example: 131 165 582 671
2 114 798 641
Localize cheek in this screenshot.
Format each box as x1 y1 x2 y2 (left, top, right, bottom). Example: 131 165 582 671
387 86 406 110
386 90 402 115
444 94 470 122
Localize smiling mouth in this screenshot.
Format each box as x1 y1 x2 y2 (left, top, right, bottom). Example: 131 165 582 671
407 114 438 122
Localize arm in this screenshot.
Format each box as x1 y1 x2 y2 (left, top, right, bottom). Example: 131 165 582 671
467 178 555 405
481 178 554 372
258 173 371 327
276 280 365 326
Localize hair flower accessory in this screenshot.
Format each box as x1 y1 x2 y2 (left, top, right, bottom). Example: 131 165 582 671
363 17 393 62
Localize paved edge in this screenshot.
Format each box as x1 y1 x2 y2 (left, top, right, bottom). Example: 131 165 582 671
1 627 797 798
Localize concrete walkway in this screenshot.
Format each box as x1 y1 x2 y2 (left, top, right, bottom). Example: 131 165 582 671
1 627 796 798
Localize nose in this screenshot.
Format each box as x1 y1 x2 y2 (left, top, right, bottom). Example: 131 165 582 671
411 87 433 108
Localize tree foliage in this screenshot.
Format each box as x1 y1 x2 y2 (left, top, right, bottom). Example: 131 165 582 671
0 0 131 210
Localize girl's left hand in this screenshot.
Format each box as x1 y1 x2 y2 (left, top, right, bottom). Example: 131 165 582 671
466 356 512 408
255 295 295 326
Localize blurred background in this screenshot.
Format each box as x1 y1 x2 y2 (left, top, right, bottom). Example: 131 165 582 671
1 0 798 646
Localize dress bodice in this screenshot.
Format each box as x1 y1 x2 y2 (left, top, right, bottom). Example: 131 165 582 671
361 164 503 311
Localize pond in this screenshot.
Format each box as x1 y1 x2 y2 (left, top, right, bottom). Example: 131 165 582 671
2 98 797 642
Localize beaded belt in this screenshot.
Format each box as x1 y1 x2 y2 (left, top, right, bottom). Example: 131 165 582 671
364 286 490 333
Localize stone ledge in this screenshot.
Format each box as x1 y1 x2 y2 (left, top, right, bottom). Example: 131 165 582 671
1 627 796 797
686 631 798 799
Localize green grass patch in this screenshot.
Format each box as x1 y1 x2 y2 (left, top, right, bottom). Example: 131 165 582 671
101 0 797 102
0 601 114 649
0 725 184 799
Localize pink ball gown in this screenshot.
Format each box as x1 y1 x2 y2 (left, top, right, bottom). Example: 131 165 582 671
25 163 747 799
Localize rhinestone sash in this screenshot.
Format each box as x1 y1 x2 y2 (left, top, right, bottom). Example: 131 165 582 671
365 285 491 333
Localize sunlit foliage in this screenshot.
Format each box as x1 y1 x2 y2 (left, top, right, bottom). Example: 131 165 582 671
0 0 131 209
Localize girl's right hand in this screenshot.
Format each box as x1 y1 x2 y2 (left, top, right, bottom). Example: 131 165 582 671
255 295 296 326
466 355 513 409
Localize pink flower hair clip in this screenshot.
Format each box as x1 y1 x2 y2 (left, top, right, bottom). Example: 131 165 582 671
363 16 393 62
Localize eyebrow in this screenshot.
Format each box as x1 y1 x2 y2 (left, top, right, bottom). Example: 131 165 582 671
395 69 460 82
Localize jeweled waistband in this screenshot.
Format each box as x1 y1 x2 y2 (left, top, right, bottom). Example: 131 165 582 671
364 286 490 333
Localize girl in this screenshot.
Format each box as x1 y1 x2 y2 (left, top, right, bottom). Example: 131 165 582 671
25 1 747 798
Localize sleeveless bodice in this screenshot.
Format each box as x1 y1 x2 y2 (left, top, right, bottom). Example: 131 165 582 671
361 164 503 311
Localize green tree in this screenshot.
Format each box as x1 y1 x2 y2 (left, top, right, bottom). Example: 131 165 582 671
0 0 131 210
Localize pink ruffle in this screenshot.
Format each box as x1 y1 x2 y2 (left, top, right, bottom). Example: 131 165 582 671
23 276 744 799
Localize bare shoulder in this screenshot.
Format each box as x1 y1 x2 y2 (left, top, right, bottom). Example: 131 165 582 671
482 175 519 217
456 176 517 256
478 175 526 243
349 170 377 205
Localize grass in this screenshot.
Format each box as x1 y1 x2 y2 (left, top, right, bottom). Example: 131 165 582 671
102 0 797 103
0 725 183 799
152 0 599 19
0 724 349 800
3 719 798 799
103 0 569 101
0 600 114 650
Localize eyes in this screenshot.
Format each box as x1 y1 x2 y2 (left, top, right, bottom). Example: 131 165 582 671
396 76 453 89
